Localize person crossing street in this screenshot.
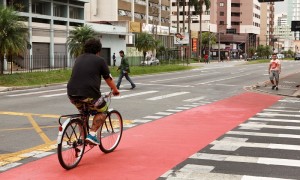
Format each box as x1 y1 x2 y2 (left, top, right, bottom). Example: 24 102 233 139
116 50 136 89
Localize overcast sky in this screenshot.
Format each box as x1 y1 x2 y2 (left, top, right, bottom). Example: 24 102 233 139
275 1 287 15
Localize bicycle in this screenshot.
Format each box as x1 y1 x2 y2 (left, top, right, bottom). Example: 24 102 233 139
56 91 123 170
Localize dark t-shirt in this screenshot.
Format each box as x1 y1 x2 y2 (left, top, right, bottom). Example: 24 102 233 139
67 53 110 99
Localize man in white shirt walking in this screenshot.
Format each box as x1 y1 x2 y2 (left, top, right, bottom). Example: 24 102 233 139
268 53 281 90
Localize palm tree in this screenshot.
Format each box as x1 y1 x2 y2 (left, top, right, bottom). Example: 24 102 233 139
67 25 96 58
135 32 158 63
0 6 28 75
194 0 210 60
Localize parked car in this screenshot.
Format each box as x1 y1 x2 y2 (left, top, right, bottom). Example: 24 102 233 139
141 57 160 66
277 53 285 59
295 54 300 60
269 54 285 59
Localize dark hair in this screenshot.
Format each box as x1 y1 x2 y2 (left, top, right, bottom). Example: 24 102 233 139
84 38 102 54
272 53 277 56
119 50 124 54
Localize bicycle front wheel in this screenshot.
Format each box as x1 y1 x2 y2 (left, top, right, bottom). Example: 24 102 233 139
98 110 123 153
57 118 86 170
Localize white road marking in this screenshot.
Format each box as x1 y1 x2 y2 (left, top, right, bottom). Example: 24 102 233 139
135 83 193 88
257 112 300 118
249 117 300 123
279 99 300 103
162 165 291 180
176 107 191 110
263 109 300 113
166 109 183 112
227 131 300 139
150 73 215 83
211 137 300 151
183 96 206 102
191 153 300 168
113 91 158 99
0 163 22 171
146 92 190 101
7 88 66 97
40 92 67 97
155 112 173 115
240 122 300 130
196 73 252 85
143 116 163 119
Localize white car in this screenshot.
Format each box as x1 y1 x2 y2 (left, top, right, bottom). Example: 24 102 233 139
141 57 160 66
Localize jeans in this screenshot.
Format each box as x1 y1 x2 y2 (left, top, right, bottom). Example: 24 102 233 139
116 71 135 88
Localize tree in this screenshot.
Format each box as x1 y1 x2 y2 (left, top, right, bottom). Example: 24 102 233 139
0 6 28 75
67 25 96 58
195 0 210 59
201 32 216 49
135 32 158 62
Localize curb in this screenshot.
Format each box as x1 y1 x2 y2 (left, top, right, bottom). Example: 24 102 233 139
0 83 66 92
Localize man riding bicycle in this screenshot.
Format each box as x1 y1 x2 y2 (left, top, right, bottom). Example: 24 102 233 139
67 38 119 145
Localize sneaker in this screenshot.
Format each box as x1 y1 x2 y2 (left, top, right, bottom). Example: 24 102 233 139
275 86 279 90
85 134 99 145
130 85 136 89
271 85 276 90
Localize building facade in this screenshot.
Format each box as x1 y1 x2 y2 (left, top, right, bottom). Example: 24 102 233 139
259 2 274 46
85 0 174 63
274 13 294 52
170 0 262 59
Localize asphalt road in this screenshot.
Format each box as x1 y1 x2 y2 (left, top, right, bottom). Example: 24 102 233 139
1 60 300 179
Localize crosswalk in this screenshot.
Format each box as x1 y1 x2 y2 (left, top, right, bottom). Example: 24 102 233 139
5 88 207 102
159 97 300 180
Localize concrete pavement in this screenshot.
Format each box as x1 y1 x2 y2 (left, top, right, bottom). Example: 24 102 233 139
249 71 300 97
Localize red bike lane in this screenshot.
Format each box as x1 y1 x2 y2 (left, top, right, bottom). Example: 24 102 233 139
1 92 281 180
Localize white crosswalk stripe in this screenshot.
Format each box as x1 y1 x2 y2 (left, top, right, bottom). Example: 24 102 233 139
7 88 65 97
146 92 190 101
159 97 300 179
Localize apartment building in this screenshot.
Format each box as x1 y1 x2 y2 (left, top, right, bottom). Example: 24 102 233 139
1 0 90 69
274 13 294 52
85 0 174 59
171 0 262 59
259 2 274 46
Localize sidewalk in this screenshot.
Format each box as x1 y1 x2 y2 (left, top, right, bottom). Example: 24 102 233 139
249 71 300 97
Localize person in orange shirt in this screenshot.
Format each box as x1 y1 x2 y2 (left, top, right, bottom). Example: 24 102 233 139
268 53 281 90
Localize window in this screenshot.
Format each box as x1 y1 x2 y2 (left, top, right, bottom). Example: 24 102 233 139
220 12 224 16
220 21 225 25
220 2 224 7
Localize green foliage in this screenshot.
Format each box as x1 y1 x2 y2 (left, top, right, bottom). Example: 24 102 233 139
135 32 158 57
202 32 216 47
0 6 28 74
0 65 195 87
67 25 96 58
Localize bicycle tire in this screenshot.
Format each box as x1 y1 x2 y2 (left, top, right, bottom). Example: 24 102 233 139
57 118 86 170
98 110 123 153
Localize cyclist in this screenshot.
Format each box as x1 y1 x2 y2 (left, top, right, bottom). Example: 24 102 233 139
268 53 281 90
67 38 119 145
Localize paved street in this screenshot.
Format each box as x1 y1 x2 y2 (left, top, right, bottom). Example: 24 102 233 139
1 60 300 179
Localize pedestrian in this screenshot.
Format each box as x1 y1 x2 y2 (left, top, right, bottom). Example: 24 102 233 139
268 53 281 90
116 50 136 89
220 55 224 62
67 38 119 145
204 54 209 64
112 53 116 67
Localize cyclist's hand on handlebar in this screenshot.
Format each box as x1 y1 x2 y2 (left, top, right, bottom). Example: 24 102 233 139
112 88 120 96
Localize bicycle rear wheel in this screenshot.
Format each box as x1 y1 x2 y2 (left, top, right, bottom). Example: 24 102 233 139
98 110 123 153
57 118 86 170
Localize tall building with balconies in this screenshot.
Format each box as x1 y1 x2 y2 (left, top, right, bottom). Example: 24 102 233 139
170 0 262 59
260 2 274 46
85 0 173 52
0 0 89 70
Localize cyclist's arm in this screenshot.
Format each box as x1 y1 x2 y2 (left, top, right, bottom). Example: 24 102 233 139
104 76 119 96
